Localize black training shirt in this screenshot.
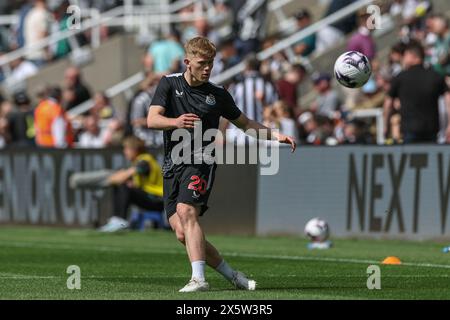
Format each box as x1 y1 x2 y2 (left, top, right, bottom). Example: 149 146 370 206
150 73 242 176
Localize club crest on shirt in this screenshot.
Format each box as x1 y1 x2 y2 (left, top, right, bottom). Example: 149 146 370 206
205 94 216 105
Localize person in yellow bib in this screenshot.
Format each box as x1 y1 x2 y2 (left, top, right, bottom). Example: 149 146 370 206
99 136 164 232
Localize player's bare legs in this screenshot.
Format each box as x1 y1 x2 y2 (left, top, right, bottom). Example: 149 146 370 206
170 203 208 292
169 207 256 291
169 212 223 268
176 203 205 262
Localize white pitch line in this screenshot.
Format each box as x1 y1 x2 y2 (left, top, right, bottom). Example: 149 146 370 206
1 240 449 270
225 252 379 265
1 273 449 280
0 273 186 280
221 252 450 270
0 272 57 279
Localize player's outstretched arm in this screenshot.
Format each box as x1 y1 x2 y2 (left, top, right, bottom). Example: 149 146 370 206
147 105 200 130
231 113 296 152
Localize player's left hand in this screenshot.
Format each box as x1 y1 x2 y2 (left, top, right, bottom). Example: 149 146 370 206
277 134 297 153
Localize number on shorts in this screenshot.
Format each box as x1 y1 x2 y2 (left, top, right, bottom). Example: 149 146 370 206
188 175 207 195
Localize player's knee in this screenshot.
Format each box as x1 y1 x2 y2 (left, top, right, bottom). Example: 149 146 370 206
168 215 185 244
175 229 186 244
176 203 198 225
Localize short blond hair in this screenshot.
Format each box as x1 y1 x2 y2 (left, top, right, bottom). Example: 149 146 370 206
185 37 216 59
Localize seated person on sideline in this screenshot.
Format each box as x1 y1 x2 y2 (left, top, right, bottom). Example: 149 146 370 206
98 136 164 232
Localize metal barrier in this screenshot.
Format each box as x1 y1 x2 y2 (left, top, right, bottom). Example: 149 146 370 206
352 108 384 145
0 15 19 26
0 6 123 76
0 0 208 76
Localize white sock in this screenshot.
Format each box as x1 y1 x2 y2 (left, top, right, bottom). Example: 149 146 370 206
191 260 206 281
215 260 235 281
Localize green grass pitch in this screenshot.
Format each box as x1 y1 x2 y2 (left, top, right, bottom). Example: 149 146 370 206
0 226 449 299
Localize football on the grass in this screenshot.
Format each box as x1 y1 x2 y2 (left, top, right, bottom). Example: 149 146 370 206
304 217 330 242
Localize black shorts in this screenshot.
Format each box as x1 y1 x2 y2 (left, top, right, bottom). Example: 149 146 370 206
163 163 217 219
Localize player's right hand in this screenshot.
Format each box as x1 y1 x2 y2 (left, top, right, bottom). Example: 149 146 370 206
174 113 200 129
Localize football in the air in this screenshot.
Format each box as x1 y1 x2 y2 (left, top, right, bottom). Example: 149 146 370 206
334 51 372 88
304 217 330 242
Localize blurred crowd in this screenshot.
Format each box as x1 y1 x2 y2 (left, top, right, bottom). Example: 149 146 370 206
0 0 120 84
0 0 449 149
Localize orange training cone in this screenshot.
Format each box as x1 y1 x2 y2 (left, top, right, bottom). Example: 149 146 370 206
382 256 402 265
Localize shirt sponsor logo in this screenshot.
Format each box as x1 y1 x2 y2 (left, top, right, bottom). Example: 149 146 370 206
205 94 216 105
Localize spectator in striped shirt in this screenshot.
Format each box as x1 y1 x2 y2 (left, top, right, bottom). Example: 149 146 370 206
224 54 278 145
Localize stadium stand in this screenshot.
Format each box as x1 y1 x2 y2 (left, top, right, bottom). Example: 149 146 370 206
0 0 449 147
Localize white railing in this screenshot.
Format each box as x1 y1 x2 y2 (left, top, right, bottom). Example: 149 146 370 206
0 15 19 26
352 108 385 145
268 0 298 36
103 10 207 27
0 5 123 75
0 0 206 74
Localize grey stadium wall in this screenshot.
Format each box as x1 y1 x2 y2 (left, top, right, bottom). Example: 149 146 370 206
0 148 127 227
257 145 450 240
0 147 258 233
1 146 450 240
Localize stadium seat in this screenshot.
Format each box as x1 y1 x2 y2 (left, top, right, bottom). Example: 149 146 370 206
130 210 169 231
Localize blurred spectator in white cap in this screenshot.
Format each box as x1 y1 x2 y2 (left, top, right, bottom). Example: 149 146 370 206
298 111 317 144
